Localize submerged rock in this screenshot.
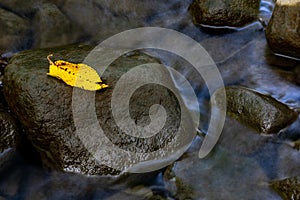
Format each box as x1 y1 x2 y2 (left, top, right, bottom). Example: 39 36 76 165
163 137 279 199
3 45 185 175
266 0 300 59
213 86 298 134
189 0 260 27
270 176 300 200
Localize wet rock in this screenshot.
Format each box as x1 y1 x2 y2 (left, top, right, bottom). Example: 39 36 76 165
0 8 30 52
3 45 184 175
189 0 260 27
266 0 300 59
270 176 300 200
0 112 20 152
213 86 298 134
0 54 10 90
32 3 80 48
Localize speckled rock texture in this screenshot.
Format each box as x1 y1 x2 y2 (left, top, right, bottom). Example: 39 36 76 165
0 112 20 153
271 176 300 200
266 0 300 59
189 0 260 27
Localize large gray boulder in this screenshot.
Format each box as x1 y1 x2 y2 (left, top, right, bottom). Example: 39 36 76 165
3 45 185 175
189 0 260 27
266 0 300 59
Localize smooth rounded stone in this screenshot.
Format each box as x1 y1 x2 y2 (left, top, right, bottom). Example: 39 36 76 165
32 3 80 49
213 86 298 134
270 176 300 200
3 45 183 175
189 0 260 27
0 8 30 52
266 0 300 59
0 112 20 152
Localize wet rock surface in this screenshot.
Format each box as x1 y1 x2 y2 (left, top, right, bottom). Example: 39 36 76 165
3 45 182 175
0 112 20 153
189 0 260 27
0 53 21 153
266 0 300 59
213 86 298 134
270 176 300 200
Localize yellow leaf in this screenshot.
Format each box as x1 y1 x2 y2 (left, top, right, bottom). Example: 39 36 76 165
47 54 108 91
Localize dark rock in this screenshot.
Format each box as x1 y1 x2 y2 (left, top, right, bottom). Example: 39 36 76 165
0 8 30 52
270 176 300 200
0 112 20 152
189 0 260 27
60 0 142 42
213 86 298 134
266 0 300 59
0 54 9 89
32 3 80 48
0 0 41 16
3 45 185 175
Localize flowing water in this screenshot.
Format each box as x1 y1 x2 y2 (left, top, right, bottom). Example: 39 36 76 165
1 0 300 199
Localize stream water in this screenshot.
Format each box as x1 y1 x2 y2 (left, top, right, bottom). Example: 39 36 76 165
1 0 300 199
